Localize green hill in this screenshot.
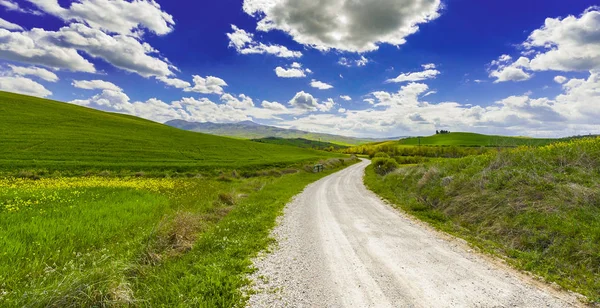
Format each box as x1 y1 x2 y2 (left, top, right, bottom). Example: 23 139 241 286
399 132 558 147
0 91 335 173
251 137 348 150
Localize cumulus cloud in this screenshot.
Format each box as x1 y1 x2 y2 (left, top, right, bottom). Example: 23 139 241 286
310 79 333 90
243 0 442 52
554 76 567 84
0 28 95 73
386 66 440 83
288 91 334 112
26 0 175 36
489 55 532 83
184 75 228 94
261 100 287 111
524 7 600 72
275 63 311 78
0 23 174 77
220 93 255 109
340 95 351 101
8 64 58 82
0 17 23 30
157 76 191 89
0 76 52 97
490 7 600 83
279 69 600 137
227 25 302 58
48 23 174 77
72 79 122 91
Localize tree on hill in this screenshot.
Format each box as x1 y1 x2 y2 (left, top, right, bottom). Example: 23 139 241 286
436 130 451 134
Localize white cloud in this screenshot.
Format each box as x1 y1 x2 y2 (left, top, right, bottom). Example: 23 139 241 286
0 76 52 97
310 79 333 90
261 100 287 111
279 69 600 137
26 0 175 36
274 63 311 78
0 23 174 77
72 79 122 91
0 18 23 31
525 7 600 72
489 56 532 83
338 56 370 67
220 93 255 109
1 0 41 14
8 64 58 82
340 95 351 101
184 75 228 94
227 25 302 58
157 76 191 89
243 0 441 52
0 28 95 73
554 76 567 84
49 23 174 77
338 108 346 113
288 91 334 112
386 66 440 83
422 63 436 70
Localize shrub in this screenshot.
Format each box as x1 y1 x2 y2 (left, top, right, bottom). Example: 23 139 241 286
372 157 399 175
371 152 390 159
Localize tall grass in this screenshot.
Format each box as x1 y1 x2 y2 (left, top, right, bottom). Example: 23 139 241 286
365 137 600 303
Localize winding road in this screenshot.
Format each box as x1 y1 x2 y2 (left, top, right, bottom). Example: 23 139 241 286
248 159 581 307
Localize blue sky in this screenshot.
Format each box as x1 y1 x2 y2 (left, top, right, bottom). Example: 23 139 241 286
0 0 599 138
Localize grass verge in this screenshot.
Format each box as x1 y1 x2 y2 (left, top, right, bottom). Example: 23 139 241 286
364 138 600 303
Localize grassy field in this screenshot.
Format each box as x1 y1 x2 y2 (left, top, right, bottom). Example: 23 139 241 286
252 137 348 151
0 91 337 175
0 157 356 306
0 91 358 306
365 137 600 303
398 132 558 147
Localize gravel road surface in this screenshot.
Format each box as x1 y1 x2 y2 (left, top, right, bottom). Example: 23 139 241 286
247 159 582 307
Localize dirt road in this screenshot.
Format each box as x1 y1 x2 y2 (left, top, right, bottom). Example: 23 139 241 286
247 159 581 307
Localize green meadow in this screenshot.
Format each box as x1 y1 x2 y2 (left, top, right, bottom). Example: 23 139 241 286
0 91 337 175
0 91 356 306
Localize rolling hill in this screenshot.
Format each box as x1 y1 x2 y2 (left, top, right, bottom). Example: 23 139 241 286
399 132 559 147
252 137 348 150
0 91 336 173
165 119 384 145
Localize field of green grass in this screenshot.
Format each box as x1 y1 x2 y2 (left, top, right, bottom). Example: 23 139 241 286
0 91 358 306
365 137 600 303
252 137 348 151
399 132 558 147
0 91 337 175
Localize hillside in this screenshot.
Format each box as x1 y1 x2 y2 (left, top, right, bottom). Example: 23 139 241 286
399 132 558 147
165 119 379 146
252 137 348 150
0 91 336 173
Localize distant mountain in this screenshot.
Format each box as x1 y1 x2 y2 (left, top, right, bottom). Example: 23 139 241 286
164 120 390 145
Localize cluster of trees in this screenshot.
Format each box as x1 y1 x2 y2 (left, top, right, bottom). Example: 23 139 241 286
345 143 494 158
436 130 451 134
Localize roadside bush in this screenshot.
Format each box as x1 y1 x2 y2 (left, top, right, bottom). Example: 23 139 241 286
372 157 399 175
371 152 390 159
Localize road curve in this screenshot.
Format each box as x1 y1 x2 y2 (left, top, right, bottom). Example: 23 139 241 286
247 159 581 307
